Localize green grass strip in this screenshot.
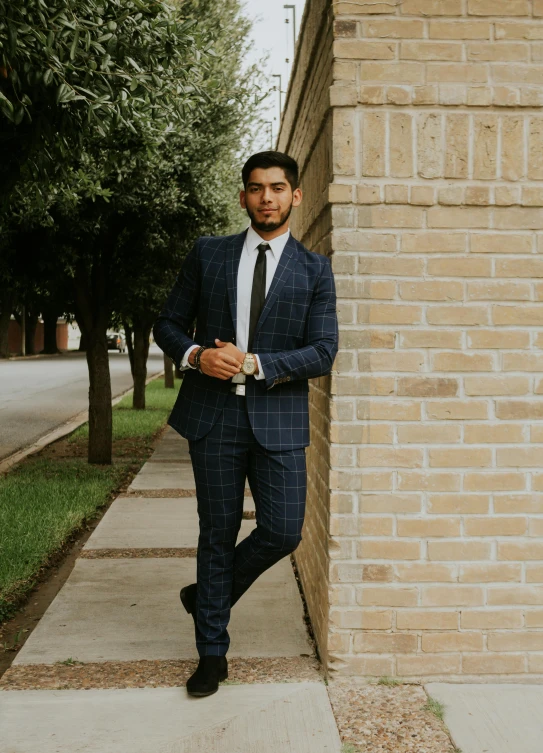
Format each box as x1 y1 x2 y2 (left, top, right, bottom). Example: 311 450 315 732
0 378 179 623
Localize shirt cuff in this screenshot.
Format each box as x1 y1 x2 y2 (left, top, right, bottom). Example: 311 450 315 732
181 344 200 370
254 354 266 380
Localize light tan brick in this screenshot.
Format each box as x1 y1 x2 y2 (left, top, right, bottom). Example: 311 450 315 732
397 610 458 630
488 586 543 605
359 493 422 514
335 1 396 14
338 656 394 676
390 113 413 178
467 281 530 301
468 0 530 14
395 563 458 583
468 42 529 62
494 207 543 230
427 63 488 83
497 447 543 468
496 401 543 420
464 424 524 444
328 183 353 203
330 424 393 445
354 632 417 653
527 566 543 584
463 654 526 674
401 330 462 348
358 303 422 325
413 85 439 104
422 632 484 652
356 586 419 607
465 517 527 537
426 400 489 420
401 231 466 253
495 184 521 205
528 117 543 180
426 305 488 325
333 40 396 60
473 114 498 179
399 280 463 301
401 41 463 61
494 494 543 515
357 539 421 560
445 113 469 178
430 21 490 39
417 113 443 178
357 400 421 421
489 632 543 652
398 377 458 397
359 62 425 85
464 376 529 396
358 351 423 373
398 472 461 492
528 518 543 536
397 424 461 444
460 563 522 583
366 19 425 38
428 257 491 277
359 257 424 277
397 654 462 675
330 608 392 630
428 494 490 514
327 632 350 653
423 586 484 606
356 184 381 204
358 517 394 537
429 448 492 468
499 541 543 560
400 0 463 14
468 330 530 349
410 186 435 205
333 109 355 176
384 184 409 204
504 353 543 371
362 112 386 176
397 517 461 537
525 609 543 626
496 258 543 278
357 447 423 468
361 205 425 229
470 233 532 254
432 352 494 371
428 541 491 561
464 473 525 492
461 609 524 629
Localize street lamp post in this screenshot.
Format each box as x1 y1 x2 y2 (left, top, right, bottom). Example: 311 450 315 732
264 120 273 149
272 73 282 122
284 4 296 63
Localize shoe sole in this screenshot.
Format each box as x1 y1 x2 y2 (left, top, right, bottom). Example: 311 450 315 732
180 587 193 615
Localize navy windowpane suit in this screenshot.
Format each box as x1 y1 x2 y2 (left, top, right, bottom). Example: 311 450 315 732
153 228 339 656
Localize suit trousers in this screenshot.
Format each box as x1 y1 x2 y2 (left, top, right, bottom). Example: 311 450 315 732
188 390 307 657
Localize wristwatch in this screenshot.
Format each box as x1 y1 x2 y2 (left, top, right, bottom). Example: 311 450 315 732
240 352 257 376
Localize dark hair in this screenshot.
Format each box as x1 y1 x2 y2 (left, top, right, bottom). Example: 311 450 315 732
241 151 299 191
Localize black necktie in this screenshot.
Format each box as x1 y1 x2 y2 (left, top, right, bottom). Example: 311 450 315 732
248 242 269 352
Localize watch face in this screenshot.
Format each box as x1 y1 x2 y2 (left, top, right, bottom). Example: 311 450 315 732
243 355 256 374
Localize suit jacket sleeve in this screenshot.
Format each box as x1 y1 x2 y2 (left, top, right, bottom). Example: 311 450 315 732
257 255 339 390
152 239 200 368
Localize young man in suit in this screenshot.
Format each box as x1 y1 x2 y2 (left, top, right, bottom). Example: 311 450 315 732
153 151 338 697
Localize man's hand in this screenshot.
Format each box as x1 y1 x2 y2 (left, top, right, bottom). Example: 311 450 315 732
214 340 259 375
196 340 243 380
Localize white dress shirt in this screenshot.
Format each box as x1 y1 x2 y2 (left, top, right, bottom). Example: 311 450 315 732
180 225 291 384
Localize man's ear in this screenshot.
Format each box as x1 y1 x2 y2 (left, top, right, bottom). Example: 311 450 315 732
292 187 302 208
239 190 246 208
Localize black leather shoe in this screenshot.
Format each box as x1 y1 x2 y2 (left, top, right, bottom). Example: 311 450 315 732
180 582 197 624
186 655 228 697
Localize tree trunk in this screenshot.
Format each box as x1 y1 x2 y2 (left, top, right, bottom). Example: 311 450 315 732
0 304 12 358
132 323 151 410
123 320 135 377
86 331 112 464
25 311 38 355
79 329 88 351
164 354 174 389
43 312 60 354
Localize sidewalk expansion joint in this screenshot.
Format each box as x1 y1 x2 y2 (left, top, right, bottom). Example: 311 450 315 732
80 548 198 559
0 657 323 690
119 489 254 498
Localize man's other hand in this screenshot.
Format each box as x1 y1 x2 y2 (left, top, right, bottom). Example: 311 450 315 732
198 340 243 380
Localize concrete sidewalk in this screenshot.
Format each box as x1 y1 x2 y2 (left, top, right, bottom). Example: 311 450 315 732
0 427 341 752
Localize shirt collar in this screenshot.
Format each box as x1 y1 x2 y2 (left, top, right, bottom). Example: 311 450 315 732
245 224 290 261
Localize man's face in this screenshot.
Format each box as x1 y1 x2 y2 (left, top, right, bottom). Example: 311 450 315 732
240 166 302 233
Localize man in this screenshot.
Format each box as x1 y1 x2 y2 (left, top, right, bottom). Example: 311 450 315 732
153 150 338 698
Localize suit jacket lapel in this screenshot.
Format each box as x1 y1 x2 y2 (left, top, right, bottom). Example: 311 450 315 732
225 229 299 339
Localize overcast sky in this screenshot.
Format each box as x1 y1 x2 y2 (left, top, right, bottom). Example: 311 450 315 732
241 0 307 151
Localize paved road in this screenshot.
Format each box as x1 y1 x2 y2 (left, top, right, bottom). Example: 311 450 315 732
0 346 165 461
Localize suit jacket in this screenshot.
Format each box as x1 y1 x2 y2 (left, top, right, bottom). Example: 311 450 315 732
152 228 339 451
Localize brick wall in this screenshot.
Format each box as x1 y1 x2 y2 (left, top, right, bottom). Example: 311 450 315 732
277 0 335 664
280 0 543 681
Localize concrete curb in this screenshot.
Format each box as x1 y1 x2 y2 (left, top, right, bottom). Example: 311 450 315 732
0 370 166 476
